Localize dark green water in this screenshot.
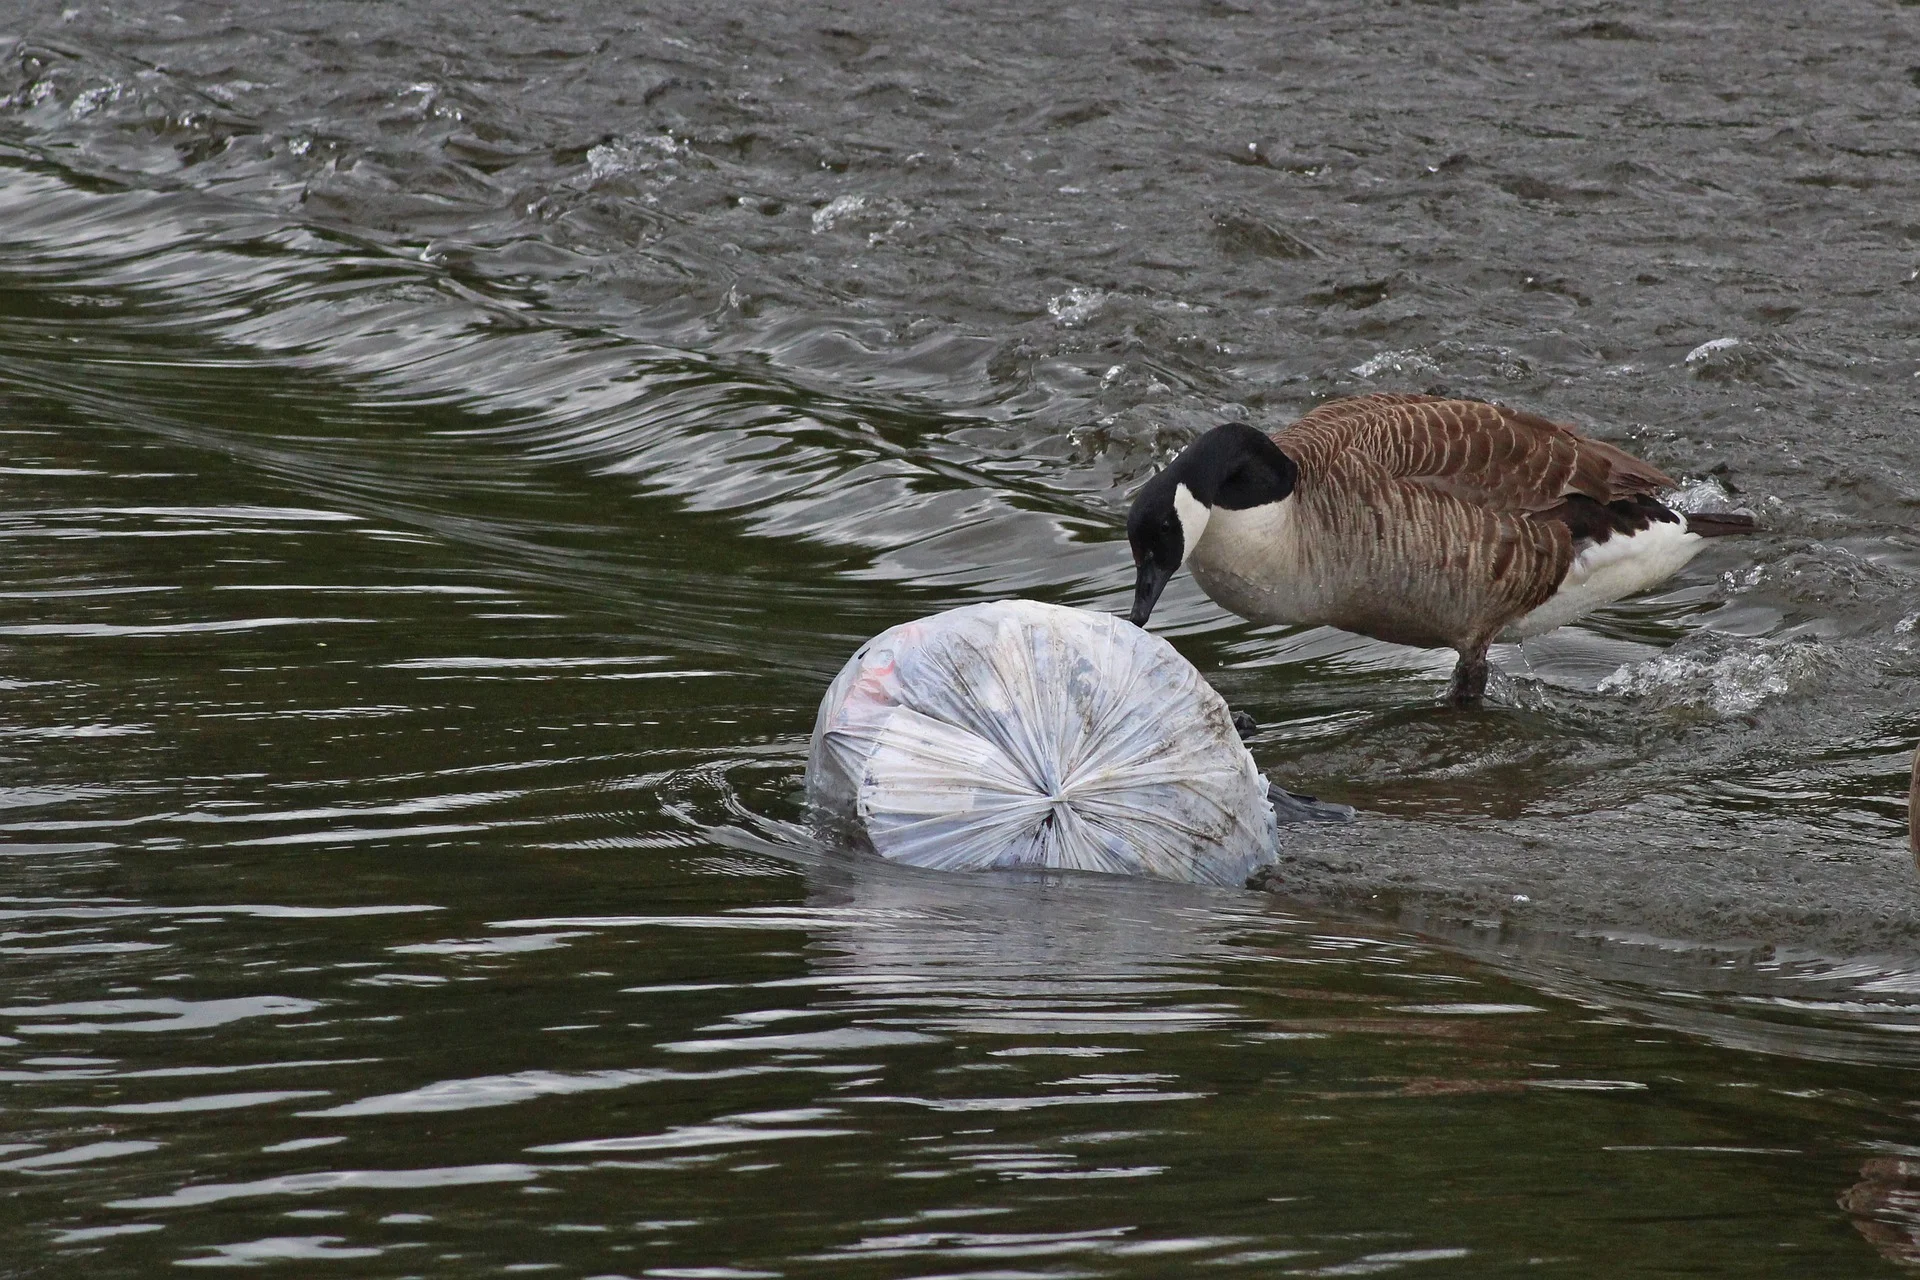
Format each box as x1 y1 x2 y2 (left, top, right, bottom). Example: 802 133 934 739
4 1 1920 1274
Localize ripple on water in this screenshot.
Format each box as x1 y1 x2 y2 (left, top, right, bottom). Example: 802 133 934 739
108 1164 544 1209
5 1 1920 1275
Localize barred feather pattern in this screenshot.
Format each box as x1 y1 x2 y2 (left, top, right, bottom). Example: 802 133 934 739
1203 394 1686 653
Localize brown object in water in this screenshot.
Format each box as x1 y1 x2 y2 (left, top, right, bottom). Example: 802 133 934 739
1842 1155 1920 1267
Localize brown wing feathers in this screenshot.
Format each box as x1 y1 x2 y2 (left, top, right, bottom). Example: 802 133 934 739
1308 396 1759 541
1279 393 1676 514
1269 394 1720 642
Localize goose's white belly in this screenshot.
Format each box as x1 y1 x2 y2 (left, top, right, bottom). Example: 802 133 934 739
1501 520 1703 641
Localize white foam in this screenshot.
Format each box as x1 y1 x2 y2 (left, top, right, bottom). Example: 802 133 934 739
1046 287 1107 327
1596 638 1828 715
1662 476 1750 516
1684 336 1742 363
810 193 868 234
1350 349 1438 379
586 135 689 183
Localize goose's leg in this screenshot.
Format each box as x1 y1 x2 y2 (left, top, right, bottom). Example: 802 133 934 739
1446 647 1490 707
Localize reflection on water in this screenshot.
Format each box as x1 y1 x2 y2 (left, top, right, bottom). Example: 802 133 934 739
7 846 1917 1273
4 0 1920 1274
1845 1157 1920 1270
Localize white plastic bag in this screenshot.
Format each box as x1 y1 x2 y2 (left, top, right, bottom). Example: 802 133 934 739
805 599 1282 887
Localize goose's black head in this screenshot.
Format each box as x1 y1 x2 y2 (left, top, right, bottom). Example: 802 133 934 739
1124 422 1298 627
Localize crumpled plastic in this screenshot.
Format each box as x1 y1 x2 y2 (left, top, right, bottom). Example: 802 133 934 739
805 599 1280 887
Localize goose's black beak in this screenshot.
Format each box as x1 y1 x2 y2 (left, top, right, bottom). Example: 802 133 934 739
1127 559 1172 628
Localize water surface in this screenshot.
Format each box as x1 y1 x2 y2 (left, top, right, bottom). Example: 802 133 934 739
3 1 1920 1274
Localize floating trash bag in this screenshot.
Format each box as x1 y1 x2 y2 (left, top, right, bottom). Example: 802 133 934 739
806 599 1293 887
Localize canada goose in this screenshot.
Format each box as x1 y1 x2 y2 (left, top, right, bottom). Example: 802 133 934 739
1125 394 1757 705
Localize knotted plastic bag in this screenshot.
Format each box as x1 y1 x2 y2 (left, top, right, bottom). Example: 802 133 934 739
805 599 1280 887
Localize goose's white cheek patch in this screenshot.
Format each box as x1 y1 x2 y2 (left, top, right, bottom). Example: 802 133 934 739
1172 483 1211 562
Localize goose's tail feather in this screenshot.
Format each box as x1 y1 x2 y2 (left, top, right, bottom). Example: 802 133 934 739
1684 511 1759 538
